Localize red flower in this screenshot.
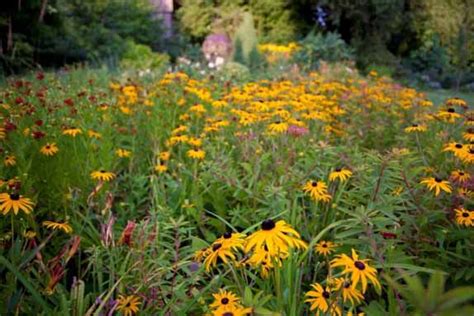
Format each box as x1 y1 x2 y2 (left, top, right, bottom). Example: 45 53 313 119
35 120 44 126
380 232 397 239
36 72 45 80
118 221 136 247
64 98 74 106
15 97 24 104
4 121 17 131
32 130 46 139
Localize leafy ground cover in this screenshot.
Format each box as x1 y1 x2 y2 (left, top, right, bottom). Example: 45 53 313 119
0 66 473 315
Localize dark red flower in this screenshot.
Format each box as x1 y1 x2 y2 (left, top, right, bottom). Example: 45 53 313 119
15 97 24 104
64 98 74 106
32 131 46 139
4 121 17 131
36 72 45 80
35 120 43 127
380 232 397 239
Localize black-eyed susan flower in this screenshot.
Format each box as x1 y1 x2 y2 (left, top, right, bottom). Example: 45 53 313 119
0 127 6 139
245 219 307 255
154 162 168 173
203 241 236 271
115 148 131 158
215 232 245 251
331 249 381 293
87 129 102 139
90 170 116 182
315 240 337 256
420 177 452 196
42 221 73 234
443 142 467 158
40 143 59 156
0 193 34 215
159 151 170 161
329 168 353 182
211 304 252 316
4 155 16 167
437 108 461 122
246 246 287 278
302 180 332 202
62 127 82 137
446 97 467 108
451 170 470 183
463 129 474 142
330 277 364 305
187 148 205 160
116 294 141 316
305 283 341 316
267 121 288 134
454 208 474 227
404 124 427 133
209 289 240 310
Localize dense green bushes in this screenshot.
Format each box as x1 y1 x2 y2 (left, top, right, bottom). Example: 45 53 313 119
0 0 162 74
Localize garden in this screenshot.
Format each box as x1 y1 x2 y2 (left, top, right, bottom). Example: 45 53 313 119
0 1 473 315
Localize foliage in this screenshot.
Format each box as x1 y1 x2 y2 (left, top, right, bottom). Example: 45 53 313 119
119 41 170 71
292 31 354 71
0 65 473 314
0 0 162 74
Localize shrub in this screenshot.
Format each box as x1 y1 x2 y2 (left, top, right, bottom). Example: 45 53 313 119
292 31 354 70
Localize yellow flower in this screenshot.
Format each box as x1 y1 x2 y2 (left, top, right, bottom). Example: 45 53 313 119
214 232 245 252
330 277 364 305
40 143 59 156
267 121 288 134
246 246 286 278
203 241 236 272
211 304 253 316
4 155 16 166
454 208 474 227
0 193 34 215
90 170 116 182
404 124 427 133
42 221 73 234
115 148 131 158
315 240 337 256
209 289 240 310
63 128 82 137
88 130 102 139
0 127 5 139
443 142 467 159
154 163 168 173
451 170 470 183
245 219 307 255
437 108 461 122
305 283 341 316
420 177 452 197
463 129 474 142
302 180 332 202
329 168 353 182
187 148 205 160
116 294 141 316
159 151 171 161
23 230 37 239
331 249 381 294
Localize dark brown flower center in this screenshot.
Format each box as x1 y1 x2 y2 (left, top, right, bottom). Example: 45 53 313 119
462 212 469 217
354 261 366 270
223 232 232 239
459 172 464 176
335 168 342 172
45 145 50 149
10 193 20 201
311 181 318 187
434 177 442 183
212 243 222 251
221 298 229 304
322 291 330 299
447 108 455 113
455 144 463 149
322 243 327 248
412 124 418 127
222 313 233 316
100 170 106 173
261 219 275 230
